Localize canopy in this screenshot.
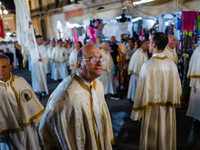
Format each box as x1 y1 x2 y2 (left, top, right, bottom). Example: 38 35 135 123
66 0 200 23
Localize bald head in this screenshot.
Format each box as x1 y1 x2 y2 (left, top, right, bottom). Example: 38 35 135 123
102 42 110 51
168 35 177 49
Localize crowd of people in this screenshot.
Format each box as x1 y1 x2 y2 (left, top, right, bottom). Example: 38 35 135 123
0 19 200 150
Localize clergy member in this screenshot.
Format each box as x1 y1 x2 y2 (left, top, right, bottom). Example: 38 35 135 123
98 42 119 99
69 41 82 74
0 55 45 150
131 32 182 150
127 40 149 102
39 44 114 150
186 46 200 121
51 39 69 81
26 22 49 99
45 40 55 74
163 35 178 65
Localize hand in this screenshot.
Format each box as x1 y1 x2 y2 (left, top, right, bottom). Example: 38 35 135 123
109 49 114 53
29 21 32 28
38 58 42 62
0 122 2 133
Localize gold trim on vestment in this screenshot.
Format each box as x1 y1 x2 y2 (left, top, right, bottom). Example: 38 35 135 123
10 75 45 126
103 69 107 71
187 75 200 79
111 138 115 145
132 101 181 111
0 82 6 87
0 127 21 136
151 56 168 60
52 59 69 63
73 74 101 150
69 64 77 68
166 46 178 65
128 70 139 76
21 89 33 102
23 108 45 126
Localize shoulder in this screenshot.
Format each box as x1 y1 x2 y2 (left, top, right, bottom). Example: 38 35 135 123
12 75 28 84
95 79 104 90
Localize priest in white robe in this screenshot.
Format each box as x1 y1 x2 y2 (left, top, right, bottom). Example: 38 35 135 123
25 22 49 97
0 55 45 150
131 32 182 150
127 40 149 102
69 41 82 74
163 35 178 65
186 46 200 121
51 39 68 81
45 40 55 74
39 44 114 150
98 42 115 95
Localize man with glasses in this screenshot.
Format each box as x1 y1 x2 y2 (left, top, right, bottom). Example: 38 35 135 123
98 42 120 100
39 44 114 150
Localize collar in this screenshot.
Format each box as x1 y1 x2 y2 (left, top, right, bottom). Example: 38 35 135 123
166 45 174 52
152 53 168 60
72 72 97 90
139 48 145 53
0 74 14 86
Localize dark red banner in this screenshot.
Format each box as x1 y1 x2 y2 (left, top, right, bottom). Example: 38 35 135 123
0 19 5 39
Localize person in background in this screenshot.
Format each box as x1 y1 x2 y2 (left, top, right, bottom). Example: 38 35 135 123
0 54 45 150
131 32 181 150
15 42 23 69
96 36 103 49
134 40 141 50
110 36 119 89
127 40 149 102
69 41 83 74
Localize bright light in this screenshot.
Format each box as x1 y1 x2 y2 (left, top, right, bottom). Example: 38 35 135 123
132 17 142 22
0 2 1 5
133 0 155 6
165 22 169 26
116 16 122 19
6 32 11 36
3 10 8 14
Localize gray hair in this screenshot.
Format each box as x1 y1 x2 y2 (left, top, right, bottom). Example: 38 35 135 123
77 49 83 61
0 54 10 65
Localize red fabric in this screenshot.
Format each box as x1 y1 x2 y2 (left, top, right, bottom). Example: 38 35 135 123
0 19 5 38
73 28 79 43
89 26 96 44
182 11 197 32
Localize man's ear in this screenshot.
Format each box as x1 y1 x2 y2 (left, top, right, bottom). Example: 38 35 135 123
77 60 82 70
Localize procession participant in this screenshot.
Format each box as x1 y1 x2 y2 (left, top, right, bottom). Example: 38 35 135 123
25 21 49 99
186 46 200 121
39 44 114 150
69 41 82 74
0 55 45 150
127 40 149 102
163 35 178 65
51 39 68 81
98 42 119 100
45 40 55 74
131 32 182 150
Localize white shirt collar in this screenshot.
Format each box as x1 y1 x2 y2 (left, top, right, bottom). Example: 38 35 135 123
152 53 166 57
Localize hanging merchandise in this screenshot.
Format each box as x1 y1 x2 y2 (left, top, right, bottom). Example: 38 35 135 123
73 28 79 43
182 11 197 32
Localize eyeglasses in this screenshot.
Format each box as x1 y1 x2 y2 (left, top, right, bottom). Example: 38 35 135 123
83 57 106 64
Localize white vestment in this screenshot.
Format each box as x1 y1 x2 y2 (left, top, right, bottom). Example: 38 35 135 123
45 46 54 74
163 45 178 65
51 46 69 81
25 29 49 94
131 53 182 150
186 47 200 121
39 72 114 150
0 75 45 150
69 49 78 74
127 48 148 101
98 49 115 95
